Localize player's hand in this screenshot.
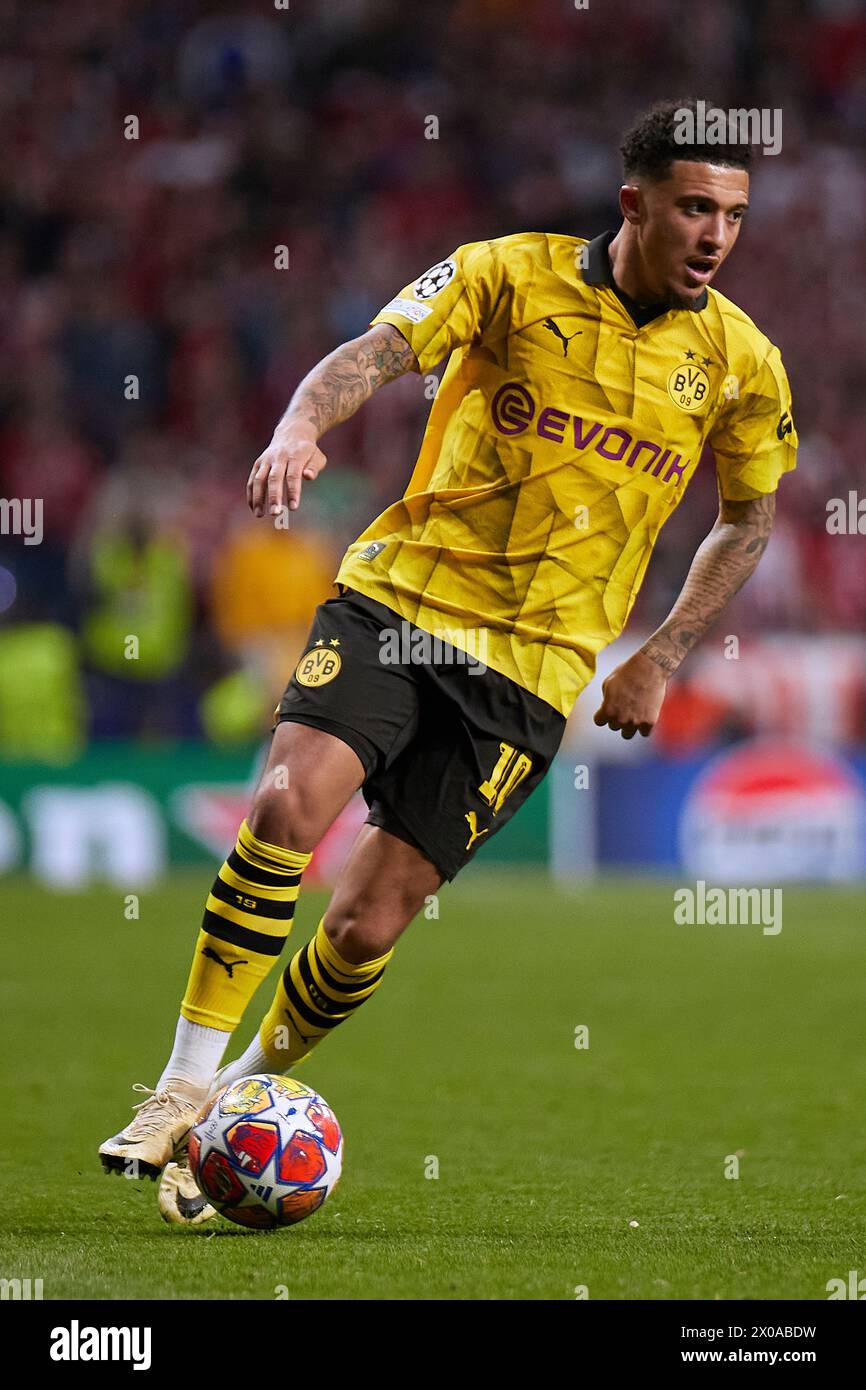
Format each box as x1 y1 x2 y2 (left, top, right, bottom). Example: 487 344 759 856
247 423 327 517
592 651 668 739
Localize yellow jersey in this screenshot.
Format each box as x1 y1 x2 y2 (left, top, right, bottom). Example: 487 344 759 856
335 231 797 717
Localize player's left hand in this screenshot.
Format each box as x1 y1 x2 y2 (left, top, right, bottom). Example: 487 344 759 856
592 651 668 739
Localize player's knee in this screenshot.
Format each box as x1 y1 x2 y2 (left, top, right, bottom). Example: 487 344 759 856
322 912 396 964
247 779 319 854
323 887 420 963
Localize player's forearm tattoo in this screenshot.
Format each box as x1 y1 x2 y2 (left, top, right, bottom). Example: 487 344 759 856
278 324 417 438
640 492 776 674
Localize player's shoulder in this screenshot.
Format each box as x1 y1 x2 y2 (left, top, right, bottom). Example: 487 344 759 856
469 230 584 273
705 286 784 372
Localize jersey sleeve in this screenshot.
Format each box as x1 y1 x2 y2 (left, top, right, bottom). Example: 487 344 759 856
369 241 502 373
709 343 798 499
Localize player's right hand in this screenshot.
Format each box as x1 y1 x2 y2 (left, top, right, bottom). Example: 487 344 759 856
247 424 327 518
592 650 668 739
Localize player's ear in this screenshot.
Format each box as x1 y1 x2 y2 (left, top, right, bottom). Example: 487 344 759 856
619 183 642 225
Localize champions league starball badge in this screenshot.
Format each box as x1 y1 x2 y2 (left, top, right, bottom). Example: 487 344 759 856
413 258 456 299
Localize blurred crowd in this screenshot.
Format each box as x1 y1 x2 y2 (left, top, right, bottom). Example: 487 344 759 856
1 0 865 759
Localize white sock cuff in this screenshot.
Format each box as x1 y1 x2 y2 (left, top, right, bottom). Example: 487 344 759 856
157 1016 232 1092
215 1035 273 1091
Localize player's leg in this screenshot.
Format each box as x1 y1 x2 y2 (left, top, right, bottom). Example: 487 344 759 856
157 822 440 1223
213 641 567 1090
213 822 443 1085
99 720 365 1179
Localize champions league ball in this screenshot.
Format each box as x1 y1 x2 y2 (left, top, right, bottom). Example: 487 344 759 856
189 1074 343 1229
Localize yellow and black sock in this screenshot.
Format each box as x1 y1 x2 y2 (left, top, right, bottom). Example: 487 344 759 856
180 819 312 1033
257 918 393 1069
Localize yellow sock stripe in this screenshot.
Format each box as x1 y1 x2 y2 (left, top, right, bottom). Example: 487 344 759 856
181 933 275 1031
259 984 284 1052
237 819 312 874
180 825 311 1035
283 994 332 1041
205 893 291 938
259 994 316 1066
289 951 353 1024
261 972 332 1049
219 861 302 903
191 929 278 968
257 928 393 1069
306 945 386 1008
314 919 394 981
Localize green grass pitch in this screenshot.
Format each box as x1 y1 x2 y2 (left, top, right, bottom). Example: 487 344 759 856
2 871 864 1300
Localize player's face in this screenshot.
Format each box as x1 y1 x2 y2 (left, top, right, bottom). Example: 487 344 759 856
635 162 749 308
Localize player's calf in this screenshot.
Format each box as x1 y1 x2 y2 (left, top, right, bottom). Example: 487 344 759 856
321 823 442 962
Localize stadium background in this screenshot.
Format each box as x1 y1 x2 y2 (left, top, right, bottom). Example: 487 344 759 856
2 0 866 1303
1 0 866 883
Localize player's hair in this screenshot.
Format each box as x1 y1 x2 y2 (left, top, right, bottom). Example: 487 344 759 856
621 99 753 181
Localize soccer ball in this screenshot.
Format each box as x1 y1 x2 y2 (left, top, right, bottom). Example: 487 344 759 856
189 1074 343 1229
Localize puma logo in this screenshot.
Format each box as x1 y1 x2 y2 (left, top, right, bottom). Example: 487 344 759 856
776 410 793 441
543 317 583 357
202 946 248 978
464 811 490 852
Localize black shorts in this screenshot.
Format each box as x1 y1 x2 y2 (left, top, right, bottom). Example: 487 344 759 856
275 589 566 881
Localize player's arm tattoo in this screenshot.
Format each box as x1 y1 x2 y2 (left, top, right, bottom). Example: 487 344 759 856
640 491 776 675
279 323 418 438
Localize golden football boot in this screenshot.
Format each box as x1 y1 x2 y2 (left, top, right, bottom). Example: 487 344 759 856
99 1081 207 1180
157 1155 218 1225
155 1067 229 1224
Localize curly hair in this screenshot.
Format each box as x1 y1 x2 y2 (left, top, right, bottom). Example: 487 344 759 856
621 99 753 180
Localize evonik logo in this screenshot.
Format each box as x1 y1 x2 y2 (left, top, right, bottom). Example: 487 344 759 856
490 383 691 486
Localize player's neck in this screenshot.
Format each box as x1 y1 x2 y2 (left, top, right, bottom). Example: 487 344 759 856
606 225 666 308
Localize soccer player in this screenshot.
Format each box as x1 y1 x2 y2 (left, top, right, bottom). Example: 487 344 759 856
99 100 797 1223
